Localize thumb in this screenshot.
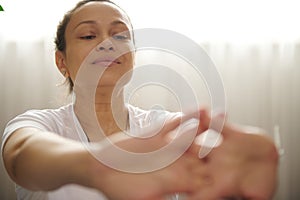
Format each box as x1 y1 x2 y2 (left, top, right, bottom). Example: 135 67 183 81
198 109 227 136
197 108 211 133
196 111 226 158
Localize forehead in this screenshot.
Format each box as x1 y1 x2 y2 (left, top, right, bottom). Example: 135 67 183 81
67 2 131 30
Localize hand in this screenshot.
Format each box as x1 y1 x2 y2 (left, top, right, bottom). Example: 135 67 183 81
86 113 206 200
188 110 279 200
96 152 206 200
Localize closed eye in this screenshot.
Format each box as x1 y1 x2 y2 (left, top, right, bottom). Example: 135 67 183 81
112 34 129 41
80 35 96 40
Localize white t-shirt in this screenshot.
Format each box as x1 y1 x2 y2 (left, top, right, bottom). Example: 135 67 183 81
1 104 183 200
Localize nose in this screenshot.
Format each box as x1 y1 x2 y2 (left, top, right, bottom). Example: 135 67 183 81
96 39 115 52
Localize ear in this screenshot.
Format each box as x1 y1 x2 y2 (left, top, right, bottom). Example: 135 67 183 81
55 50 69 77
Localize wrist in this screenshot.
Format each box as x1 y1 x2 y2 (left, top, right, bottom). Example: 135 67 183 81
68 144 112 191
62 144 95 187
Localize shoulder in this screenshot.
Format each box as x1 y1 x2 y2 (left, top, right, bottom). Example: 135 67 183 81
4 104 74 135
1 104 75 155
9 104 72 125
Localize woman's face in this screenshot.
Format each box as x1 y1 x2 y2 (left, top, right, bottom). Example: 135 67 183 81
58 2 134 87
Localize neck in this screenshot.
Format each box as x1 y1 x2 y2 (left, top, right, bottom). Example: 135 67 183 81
95 86 128 134
74 85 128 141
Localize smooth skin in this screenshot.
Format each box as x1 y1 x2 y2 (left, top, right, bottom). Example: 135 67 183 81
188 110 278 200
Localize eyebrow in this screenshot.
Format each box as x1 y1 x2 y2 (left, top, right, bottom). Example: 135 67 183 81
110 20 128 27
73 20 128 31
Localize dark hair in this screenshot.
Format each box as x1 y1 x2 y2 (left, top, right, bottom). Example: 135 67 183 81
54 0 133 92
54 0 124 52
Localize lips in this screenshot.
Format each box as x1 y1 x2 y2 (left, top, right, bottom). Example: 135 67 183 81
92 57 121 66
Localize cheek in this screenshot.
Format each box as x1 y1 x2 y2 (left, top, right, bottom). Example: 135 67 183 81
124 52 134 68
122 53 134 82
66 48 93 80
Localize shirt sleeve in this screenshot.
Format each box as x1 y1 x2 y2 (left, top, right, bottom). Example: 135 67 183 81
1 109 55 155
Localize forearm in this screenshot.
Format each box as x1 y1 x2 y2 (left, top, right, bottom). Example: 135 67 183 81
2 128 102 191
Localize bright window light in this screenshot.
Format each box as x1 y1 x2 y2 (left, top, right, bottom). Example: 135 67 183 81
1 0 299 43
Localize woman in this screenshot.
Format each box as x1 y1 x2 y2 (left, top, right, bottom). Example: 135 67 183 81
1 0 278 199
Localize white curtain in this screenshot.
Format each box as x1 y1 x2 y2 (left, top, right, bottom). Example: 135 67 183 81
206 43 300 200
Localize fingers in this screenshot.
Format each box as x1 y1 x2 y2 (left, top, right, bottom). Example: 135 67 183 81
164 107 213 139
200 110 236 140
197 108 211 133
163 108 202 135
182 108 211 135
160 114 182 134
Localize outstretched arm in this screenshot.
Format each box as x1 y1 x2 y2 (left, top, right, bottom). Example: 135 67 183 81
3 128 96 191
2 120 205 200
